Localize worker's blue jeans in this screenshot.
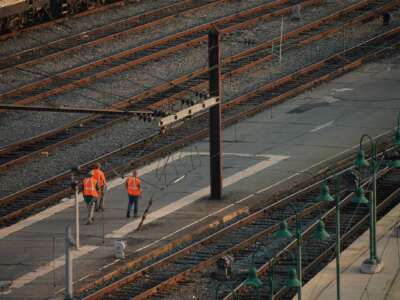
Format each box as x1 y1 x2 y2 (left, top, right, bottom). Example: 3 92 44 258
128 195 139 216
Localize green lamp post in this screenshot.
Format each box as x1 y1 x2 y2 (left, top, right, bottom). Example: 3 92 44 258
395 112 400 146
316 172 343 300
275 210 329 300
354 134 383 274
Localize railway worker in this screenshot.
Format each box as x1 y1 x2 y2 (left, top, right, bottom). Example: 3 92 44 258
92 163 107 211
125 170 142 218
83 171 99 225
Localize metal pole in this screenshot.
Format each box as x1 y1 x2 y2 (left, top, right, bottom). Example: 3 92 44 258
208 28 223 199
269 260 275 300
335 179 341 300
71 173 80 250
65 225 75 300
368 190 374 262
371 144 378 261
279 16 284 64
296 219 302 300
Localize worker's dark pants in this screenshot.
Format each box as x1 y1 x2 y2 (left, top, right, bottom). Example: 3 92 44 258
95 187 105 210
84 196 96 223
127 195 139 216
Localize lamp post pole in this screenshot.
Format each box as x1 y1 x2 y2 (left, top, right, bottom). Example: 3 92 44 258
295 216 302 300
316 172 345 300
268 260 275 300
334 176 341 300
355 134 383 273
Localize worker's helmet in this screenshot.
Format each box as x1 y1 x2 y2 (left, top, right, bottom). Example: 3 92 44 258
88 170 94 176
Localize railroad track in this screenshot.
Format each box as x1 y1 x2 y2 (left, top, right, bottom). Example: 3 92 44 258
0 0 125 41
0 21 399 227
0 0 222 72
76 159 399 299
0 0 320 107
228 168 400 300
0 0 396 172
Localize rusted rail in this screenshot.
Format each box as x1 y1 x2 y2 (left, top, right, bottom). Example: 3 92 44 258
0 21 399 227
0 0 125 42
0 0 222 72
78 157 399 299
0 0 319 106
227 168 400 300
0 0 395 172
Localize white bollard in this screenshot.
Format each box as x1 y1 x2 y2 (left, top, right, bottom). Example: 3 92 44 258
114 240 127 259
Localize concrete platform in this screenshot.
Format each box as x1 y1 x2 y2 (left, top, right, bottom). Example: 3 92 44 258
299 202 400 300
1 57 400 299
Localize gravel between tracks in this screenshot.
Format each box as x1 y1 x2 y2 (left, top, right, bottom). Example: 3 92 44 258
0 5 396 199
0 0 273 93
0 0 181 57
0 0 356 146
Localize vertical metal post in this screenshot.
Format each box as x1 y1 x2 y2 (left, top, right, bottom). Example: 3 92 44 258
296 220 302 300
371 146 377 261
65 225 75 300
71 172 80 250
279 16 284 64
53 236 56 288
269 260 275 300
335 186 341 300
208 28 222 199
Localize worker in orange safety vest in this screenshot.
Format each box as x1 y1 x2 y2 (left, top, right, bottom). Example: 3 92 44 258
83 170 99 225
92 163 107 211
125 170 142 218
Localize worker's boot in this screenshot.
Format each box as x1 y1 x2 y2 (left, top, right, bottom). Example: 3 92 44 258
126 211 130 218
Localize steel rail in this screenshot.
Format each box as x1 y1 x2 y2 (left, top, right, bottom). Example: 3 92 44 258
79 161 359 299
227 168 400 300
80 154 397 300
0 24 399 227
0 0 222 72
0 0 394 172
0 0 125 42
0 0 316 106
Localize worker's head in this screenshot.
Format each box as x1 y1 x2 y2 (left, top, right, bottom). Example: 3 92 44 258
95 162 101 169
88 170 94 177
132 170 137 177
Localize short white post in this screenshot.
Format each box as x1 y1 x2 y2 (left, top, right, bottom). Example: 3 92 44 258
71 172 80 250
65 225 75 300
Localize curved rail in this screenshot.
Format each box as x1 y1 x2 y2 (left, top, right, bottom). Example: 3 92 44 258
0 0 395 172
0 23 399 227
0 0 318 107
79 158 399 299
0 0 221 72
228 168 400 300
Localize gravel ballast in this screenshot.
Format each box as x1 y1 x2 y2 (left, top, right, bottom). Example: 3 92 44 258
0 6 396 198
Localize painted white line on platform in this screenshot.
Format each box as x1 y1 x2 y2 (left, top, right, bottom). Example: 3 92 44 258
132 129 395 252
0 153 194 240
8 245 96 291
310 120 334 133
4 154 287 293
106 155 289 239
0 152 277 240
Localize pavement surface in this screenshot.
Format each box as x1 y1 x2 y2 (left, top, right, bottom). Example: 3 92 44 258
0 56 400 299
299 201 400 300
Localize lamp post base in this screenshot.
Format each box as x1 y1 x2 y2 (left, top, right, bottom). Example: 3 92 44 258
360 258 383 274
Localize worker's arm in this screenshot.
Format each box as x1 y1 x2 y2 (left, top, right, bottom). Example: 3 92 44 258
102 172 107 187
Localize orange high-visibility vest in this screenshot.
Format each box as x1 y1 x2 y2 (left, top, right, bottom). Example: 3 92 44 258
127 177 141 196
83 177 98 197
92 169 106 187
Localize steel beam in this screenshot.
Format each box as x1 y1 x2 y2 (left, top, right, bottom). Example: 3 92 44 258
208 28 223 199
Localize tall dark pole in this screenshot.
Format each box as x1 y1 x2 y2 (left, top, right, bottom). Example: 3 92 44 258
208 28 222 199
